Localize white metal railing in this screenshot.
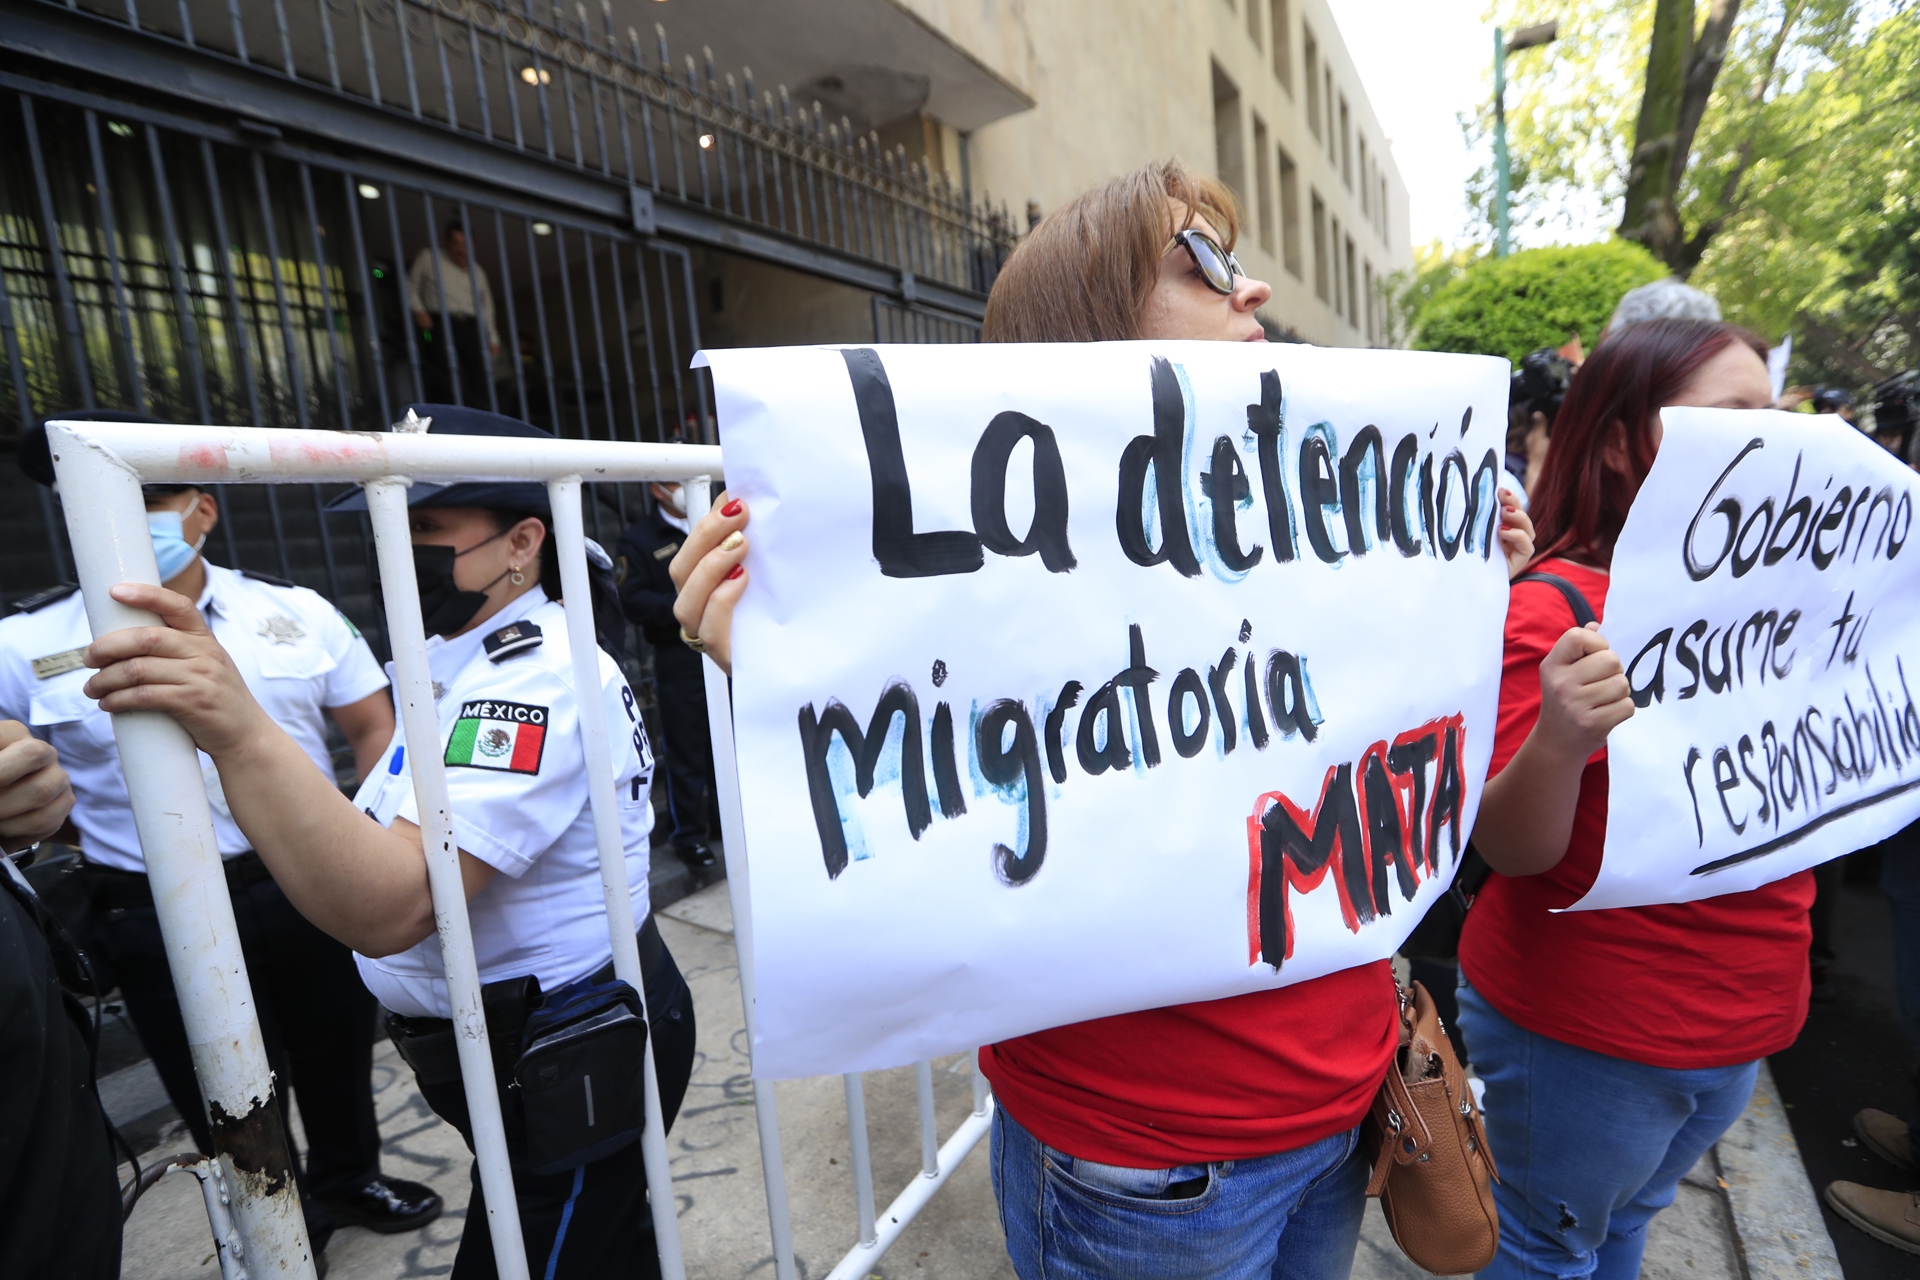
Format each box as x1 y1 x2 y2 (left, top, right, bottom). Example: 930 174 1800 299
50 420 992 1280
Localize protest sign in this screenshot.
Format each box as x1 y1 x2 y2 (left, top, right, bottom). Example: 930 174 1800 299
1575 408 1920 912
701 341 1513 1079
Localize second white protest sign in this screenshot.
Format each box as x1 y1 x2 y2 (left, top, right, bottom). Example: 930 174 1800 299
1580 407 1920 911
704 340 1513 1079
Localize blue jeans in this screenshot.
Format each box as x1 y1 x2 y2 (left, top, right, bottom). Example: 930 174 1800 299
990 1104 1367 1280
1455 981 1758 1280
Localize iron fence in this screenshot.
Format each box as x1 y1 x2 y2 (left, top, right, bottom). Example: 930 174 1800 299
43 0 1017 295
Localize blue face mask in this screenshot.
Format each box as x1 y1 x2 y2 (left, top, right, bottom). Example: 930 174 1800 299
148 510 207 581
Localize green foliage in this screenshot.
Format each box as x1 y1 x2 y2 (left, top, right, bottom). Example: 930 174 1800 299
1381 240 1481 349
1413 241 1666 364
1693 7 1920 388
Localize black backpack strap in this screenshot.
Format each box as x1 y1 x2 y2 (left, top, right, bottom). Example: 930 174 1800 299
1511 570 1597 628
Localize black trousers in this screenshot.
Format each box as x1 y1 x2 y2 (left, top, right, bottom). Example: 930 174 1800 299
418 316 493 409
90 863 382 1201
412 934 696 1280
652 643 716 849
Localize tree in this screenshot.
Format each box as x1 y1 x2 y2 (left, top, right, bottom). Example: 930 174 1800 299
1473 0 1868 273
1412 241 1666 363
1691 7 1920 386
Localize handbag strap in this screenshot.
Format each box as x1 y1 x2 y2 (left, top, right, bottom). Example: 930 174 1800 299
1511 569 1597 628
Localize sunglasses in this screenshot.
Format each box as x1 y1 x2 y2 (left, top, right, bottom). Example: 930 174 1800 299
1171 229 1245 295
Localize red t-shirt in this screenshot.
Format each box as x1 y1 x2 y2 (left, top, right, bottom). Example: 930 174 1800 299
1458 560 1814 1069
979 961 1397 1167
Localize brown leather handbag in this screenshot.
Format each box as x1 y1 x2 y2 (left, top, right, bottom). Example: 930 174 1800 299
1363 979 1501 1275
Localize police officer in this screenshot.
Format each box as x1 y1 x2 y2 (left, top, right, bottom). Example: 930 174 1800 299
80 405 697 1280
614 479 718 872
1 412 442 1248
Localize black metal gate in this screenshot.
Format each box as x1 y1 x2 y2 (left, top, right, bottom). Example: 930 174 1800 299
0 80 711 640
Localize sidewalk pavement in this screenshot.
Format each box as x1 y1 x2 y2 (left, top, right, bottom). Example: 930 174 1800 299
119 880 1846 1279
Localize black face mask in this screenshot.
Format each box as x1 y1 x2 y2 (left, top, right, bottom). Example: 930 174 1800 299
372 533 512 639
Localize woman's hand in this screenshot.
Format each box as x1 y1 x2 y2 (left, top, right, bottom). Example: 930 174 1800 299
82 583 278 761
1535 623 1635 761
1499 489 1536 580
669 491 749 675
1472 623 1634 877
0 722 73 852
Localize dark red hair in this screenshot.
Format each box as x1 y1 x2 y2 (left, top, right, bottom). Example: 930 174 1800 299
1529 318 1768 567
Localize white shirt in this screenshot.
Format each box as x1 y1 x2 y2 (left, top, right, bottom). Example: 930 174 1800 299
406 247 501 348
350 589 656 1018
0 563 390 872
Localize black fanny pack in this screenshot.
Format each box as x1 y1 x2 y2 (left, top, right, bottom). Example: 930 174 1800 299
514 975 649 1175
386 919 664 1176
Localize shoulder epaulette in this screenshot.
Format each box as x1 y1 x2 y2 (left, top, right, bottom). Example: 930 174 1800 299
10 584 78 614
483 619 543 662
239 569 297 589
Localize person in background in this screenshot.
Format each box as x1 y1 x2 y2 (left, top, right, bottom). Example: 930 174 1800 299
1823 814 1920 1257
1812 386 1857 424
614 477 718 873
1604 276 1721 335
409 220 501 410
1 412 440 1255
1504 347 1575 504
666 160 1537 1280
1462 319 1818 1280
81 405 696 1279
0 723 119 1280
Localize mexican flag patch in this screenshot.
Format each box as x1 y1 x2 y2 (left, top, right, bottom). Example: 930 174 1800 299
445 700 549 774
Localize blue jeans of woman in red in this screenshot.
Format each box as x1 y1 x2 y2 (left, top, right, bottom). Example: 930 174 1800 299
990 1104 1368 1280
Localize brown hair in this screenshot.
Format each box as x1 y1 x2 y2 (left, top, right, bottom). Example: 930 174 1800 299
1529 318 1768 568
981 160 1241 344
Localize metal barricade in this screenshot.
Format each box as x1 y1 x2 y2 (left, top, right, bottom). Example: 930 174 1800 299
48 419 993 1280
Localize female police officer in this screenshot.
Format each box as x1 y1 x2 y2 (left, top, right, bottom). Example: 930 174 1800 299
78 406 695 1280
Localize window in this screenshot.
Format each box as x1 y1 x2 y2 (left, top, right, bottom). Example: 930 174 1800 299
1253 115 1275 254
1346 235 1359 327
1330 214 1344 316
1271 0 1292 92
1364 260 1376 344
1247 0 1262 47
1340 96 1353 188
1359 138 1370 217
1311 190 1329 303
1380 175 1390 243
1325 69 1336 160
1279 146 1302 279
1303 25 1321 138
1212 64 1246 201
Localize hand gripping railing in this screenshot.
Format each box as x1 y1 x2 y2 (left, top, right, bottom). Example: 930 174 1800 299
48 421 994 1280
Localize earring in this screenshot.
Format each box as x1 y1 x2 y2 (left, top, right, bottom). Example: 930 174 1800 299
509 565 526 585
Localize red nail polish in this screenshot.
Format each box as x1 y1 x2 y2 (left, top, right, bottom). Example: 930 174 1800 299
721 498 743 517
725 564 745 581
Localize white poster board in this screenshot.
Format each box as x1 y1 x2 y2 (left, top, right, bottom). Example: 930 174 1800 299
702 341 1514 1079
1577 407 1920 911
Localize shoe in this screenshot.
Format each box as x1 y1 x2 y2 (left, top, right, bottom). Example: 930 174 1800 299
314 1177 443 1234
1856 1108 1919 1174
675 840 718 870
1825 1181 1920 1255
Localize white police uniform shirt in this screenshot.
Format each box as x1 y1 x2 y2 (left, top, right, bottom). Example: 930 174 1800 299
0 563 389 872
350 588 656 1019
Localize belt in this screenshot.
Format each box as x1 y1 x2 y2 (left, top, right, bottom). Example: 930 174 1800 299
87 851 275 911
386 914 667 1084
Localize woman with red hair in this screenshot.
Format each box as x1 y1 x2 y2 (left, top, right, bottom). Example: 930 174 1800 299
1461 318 1812 1280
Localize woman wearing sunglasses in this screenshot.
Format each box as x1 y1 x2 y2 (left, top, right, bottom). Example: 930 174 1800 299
672 160 1534 1280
